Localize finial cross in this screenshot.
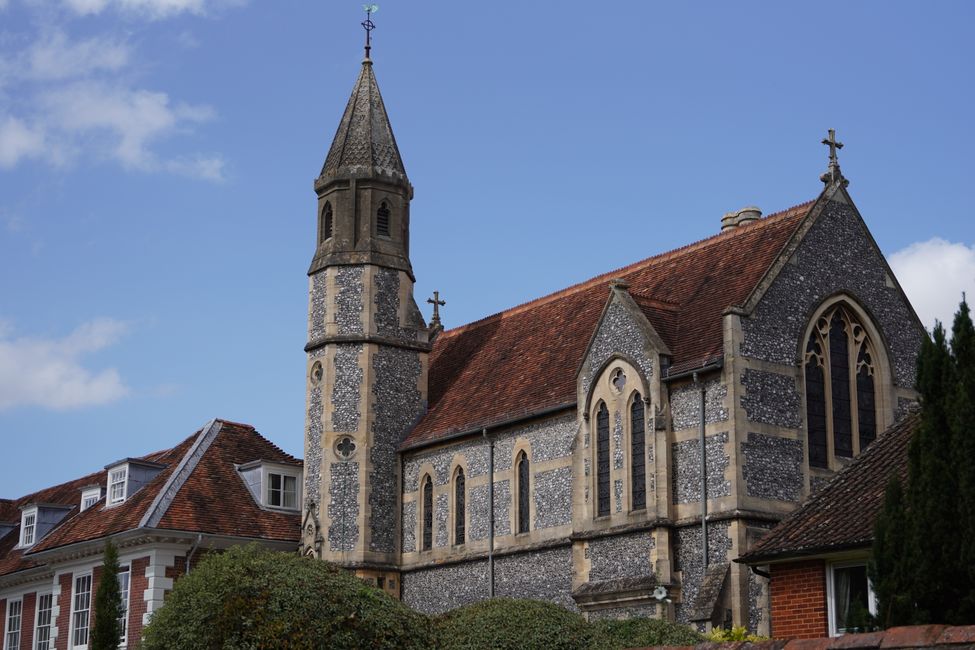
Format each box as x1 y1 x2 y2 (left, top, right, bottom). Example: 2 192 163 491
427 291 446 327
362 4 378 59
822 128 843 166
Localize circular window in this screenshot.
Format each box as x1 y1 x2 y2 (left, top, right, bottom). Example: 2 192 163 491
310 360 324 386
335 436 357 461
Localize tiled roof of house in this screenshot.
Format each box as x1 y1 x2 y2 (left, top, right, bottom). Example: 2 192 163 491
403 200 815 447
0 420 301 578
740 411 919 564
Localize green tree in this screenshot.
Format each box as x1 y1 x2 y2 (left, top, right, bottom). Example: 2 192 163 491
871 297 975 626
91 540 123 650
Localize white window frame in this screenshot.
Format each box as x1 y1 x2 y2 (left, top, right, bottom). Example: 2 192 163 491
4 598 22 650
81 488 101 511
70 571 93 649
826 560 877 636
117 564 131 647
108 466 128 505
34 592 53 650
264 467 301 511
20 507 37 547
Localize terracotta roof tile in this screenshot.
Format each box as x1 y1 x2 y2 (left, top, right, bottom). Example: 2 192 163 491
404 201 814 447
740 411 919 563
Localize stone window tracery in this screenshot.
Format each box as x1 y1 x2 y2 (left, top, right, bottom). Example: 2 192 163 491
804 305 880 468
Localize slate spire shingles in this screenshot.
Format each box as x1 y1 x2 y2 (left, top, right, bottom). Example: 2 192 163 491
319 59 408 184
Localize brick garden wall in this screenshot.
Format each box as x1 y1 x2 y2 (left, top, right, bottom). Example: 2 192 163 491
769 560 828 639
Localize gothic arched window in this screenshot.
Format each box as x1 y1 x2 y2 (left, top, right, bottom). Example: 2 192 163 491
596 402 610 517
454 467 466 545
321 201 333 241
377 201 391 237
630 393 646 510
803 305 880 468
516 452 530 534
421 474 433 551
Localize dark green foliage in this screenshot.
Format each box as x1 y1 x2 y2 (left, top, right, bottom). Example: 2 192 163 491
141 544 433 650
91 540 123 650
434 598 592 650
872 298 975 626
588 616 704 649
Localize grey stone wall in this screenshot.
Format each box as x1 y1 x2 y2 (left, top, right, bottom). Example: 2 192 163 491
613 410 624 469
327 461 359 551
494 412 576 470
587 604 659 620
331 344 362 432
309 271 327 340
335 265 364 334
402 500 416 553
674 521 732 623
589 532 655 582
401 546 575 614
435 492 449 548
672 432 731 504
896 397 918 421
741 433 803 502
740 200 924 388
671 380 729 431
740 369 801 429
534 467 572 529
369 346 424 554
374 268 418 341
581 299 656 396
304 348 326 507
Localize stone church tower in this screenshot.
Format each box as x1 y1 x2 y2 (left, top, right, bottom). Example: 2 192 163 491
300 48 433 592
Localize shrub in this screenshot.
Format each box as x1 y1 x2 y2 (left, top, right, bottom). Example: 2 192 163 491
141 544 433 650
434 598 591 650
705 625 767 643
589 616 704 649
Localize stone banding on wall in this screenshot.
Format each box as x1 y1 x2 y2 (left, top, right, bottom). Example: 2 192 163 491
672 431 731 504
671 380 729 431
742 433 804 502
741 370 802 429
740 201 924 388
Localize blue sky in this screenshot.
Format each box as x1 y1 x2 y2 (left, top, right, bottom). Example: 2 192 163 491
1 1 972 497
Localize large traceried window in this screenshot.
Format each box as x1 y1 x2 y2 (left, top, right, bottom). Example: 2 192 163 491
453 467 466 545
630 393 647 511
516 452 531 534
421 475 433 551
595 402 610 517
804 305 880 468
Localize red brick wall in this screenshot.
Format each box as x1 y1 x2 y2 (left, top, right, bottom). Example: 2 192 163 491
770 560 828 639
55 573 72 650
128 556 150 643
19 592 36 650
0 597 6 644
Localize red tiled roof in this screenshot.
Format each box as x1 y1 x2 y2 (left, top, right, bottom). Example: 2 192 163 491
740 411 919 563
404 201 815 447
0 420 301 576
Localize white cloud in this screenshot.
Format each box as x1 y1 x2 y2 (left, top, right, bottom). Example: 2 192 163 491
28 31 129 80
0 117 46 168
888 237 975 331
0 318 130 410
63 0 244 19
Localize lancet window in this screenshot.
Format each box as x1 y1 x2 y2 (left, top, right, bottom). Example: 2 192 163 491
421 474 433 551
377 201 391 237
454 467 466 545
321 201 333 241
596 402 610 517
630 393 647 510
516 452 530 534
804 305 880 468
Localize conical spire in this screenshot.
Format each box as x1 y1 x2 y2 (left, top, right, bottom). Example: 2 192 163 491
319 61 408 186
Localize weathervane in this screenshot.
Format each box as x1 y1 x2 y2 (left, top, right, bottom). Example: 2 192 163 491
362 4 378 60
820 128 845 185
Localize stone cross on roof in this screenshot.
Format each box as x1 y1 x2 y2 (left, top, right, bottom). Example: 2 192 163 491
820 128 846 185
427 291 445 328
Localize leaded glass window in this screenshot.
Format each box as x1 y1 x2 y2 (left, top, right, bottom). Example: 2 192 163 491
517 452 530 534
630 394 646 510
596 403 610 517
421 475 433 551
454 468 466 545
803 305 880 468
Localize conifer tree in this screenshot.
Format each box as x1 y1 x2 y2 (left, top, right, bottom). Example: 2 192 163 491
91 540 123 650
948 298 975 621
869 476 912 627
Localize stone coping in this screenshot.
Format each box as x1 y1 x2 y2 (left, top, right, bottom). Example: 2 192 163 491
634 625 975 650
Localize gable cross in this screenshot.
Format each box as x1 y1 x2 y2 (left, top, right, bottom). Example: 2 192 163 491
427 291 446 328
821 128 844 184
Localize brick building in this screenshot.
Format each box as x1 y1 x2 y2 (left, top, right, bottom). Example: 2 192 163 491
298 37 927 634
739 411 919 638
0 420 301 649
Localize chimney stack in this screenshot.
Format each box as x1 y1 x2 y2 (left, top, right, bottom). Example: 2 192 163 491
720 206 762 231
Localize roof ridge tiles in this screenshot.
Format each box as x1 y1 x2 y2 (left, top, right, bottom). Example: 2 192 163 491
436 199 816 339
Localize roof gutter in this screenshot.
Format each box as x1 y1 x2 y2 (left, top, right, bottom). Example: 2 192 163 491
662 358 723 383
400 402 576 452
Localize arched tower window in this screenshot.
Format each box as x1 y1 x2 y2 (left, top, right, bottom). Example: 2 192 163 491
421 474 433 551
596 402 610 517
516 452 530 534
630 393 646 510
454 467 466 545
377 201 391 237
321 201 333 241
803 304 881 468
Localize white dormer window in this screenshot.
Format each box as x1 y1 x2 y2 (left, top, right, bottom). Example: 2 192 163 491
81 487 102 511
267 472 298 509
20 508 37 547
108 467 128 505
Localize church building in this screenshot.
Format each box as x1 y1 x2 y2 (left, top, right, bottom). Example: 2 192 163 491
296 37 926 634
